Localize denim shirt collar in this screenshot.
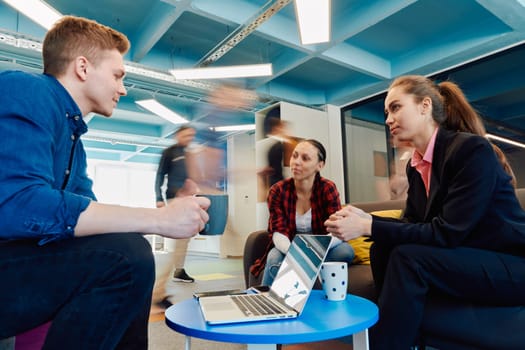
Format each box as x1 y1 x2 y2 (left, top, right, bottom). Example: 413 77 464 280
44 73 88 136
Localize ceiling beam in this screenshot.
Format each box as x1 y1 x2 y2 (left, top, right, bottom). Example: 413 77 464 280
130 0 192 62
195 0 292 67
476 0 525 31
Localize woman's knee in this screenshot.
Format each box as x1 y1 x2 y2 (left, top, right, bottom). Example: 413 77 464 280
327 243 355 263
263 248 284 284
266 248 284 265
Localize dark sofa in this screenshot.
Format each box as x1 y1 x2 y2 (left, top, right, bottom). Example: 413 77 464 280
243 188 525 349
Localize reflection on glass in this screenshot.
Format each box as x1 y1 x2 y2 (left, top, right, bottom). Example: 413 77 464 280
270 235 331 311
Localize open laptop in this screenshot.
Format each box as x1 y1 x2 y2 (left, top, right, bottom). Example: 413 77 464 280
198 234 333 325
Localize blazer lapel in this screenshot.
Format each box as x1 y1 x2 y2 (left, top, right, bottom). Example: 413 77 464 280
423 128 449 220
424 171 440 220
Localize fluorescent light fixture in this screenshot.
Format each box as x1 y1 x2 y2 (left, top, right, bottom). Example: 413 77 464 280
294 0 331 45
3 0 62 30
170 64 272 80
486 133 525 149
136 99 188 125
212 124 255 132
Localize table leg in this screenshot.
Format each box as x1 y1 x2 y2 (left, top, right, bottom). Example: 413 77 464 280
184 335 191 350
353 328 370 350
247 344 277 350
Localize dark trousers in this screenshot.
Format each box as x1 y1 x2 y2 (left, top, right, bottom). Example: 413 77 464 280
369 243 525 350
0 233 155 350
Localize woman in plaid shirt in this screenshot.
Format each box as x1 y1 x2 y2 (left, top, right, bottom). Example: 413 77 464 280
260 139 355 286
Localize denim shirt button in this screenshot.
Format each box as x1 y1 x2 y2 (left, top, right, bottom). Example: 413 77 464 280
74 115 80 121
71 134 75 141
65 169 70 175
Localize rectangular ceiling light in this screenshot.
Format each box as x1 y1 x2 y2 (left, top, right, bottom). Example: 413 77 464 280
3 0 62 30
136 99 188 125
212 124 255 132
294 0 331 45
170 64 272 80
486 133 525 149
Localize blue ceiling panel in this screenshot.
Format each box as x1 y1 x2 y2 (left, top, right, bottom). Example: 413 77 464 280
85 150 123 162
347 0 511 60
154 11 231 65
125 153 162 164
83 140 139 153
346 98 386 125
88 117 162 138
275 57 366 91
1 0 524 163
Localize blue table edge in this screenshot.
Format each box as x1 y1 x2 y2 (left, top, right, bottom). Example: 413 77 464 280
165 290 379 345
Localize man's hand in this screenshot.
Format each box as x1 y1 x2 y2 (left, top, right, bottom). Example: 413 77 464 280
154 179 207 239
345 205 371 220
156 195 210 239
75 195 210 239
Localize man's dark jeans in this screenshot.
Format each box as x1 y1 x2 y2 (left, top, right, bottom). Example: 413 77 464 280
0 232 155 350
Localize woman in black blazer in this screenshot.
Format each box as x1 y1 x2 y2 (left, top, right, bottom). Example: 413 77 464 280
325 75 525 350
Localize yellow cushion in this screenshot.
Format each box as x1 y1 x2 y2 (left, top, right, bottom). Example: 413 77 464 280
348 209 403 265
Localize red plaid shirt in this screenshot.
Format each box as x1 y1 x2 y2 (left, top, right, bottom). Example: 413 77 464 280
250 173 342 278
267 173 341 241
250 174 342 278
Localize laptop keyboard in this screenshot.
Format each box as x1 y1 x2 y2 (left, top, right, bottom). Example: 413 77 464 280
231 294 289 316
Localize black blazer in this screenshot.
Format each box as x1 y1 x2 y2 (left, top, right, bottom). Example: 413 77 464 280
372 128 525 256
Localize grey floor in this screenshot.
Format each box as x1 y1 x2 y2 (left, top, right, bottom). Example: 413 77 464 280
148 254 247 350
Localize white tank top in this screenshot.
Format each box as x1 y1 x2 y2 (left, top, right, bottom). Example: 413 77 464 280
296 208 312 234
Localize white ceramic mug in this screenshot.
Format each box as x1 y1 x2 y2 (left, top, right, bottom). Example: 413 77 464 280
319 262 348 301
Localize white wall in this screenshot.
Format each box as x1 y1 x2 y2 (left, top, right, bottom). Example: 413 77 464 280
88 160 157 207
326 104 345 203
344 119 389 202
280 102 332 178
221 131 257 257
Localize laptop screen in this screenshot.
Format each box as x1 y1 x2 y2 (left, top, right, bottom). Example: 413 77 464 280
269 235 332 312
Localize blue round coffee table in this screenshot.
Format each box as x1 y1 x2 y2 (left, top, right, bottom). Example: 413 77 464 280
165 290 378 350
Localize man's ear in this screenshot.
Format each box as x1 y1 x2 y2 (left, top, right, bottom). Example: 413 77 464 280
74 56 89 81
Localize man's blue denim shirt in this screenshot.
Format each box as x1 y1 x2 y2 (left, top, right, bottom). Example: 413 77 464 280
0 71 95 244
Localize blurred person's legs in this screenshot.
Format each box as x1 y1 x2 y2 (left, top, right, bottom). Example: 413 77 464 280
325 242 355 264
171 238 193 282
150 198 195 313
261 247 285 286
160 197 194 283
151 239 175 308
150 237 193 314
0 233 154 350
